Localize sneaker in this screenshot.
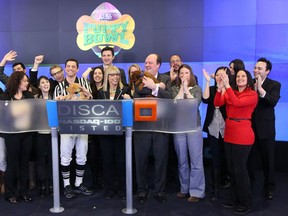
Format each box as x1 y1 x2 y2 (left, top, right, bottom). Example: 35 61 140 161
64 185 76 199
74 184 94 196
234 207 253 215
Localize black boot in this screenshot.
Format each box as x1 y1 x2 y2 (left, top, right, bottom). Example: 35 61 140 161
47 179 53 196
209 185 219 202
0 171 5 194
209 168 220 202
39 180 46 197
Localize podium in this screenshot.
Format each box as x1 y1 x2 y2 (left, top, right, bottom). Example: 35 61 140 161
0 98 197 215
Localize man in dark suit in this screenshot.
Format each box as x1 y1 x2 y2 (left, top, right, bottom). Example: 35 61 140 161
98 46 127 86
249 57 281 200
133 53 171 204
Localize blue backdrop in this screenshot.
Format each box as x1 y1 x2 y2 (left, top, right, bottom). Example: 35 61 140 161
0 0 287 140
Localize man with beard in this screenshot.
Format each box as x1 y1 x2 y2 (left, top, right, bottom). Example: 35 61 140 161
164 54 183 86
164 54 197 86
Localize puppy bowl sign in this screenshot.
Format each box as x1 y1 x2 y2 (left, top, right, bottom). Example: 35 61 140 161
76 2 135 57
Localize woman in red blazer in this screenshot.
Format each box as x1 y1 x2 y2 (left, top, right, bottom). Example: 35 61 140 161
214 69 258 215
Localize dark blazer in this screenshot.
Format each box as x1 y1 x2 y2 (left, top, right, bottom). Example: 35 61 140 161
0 66 38 88
252 77 281 139
202 85 226 133
99 65 127 86
98 85 131 100
134 72 171 99
29 70 59 93
0 91 34 100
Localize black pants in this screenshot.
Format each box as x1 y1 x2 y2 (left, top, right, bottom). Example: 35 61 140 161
4 133 33 198
134 132 169 195
248 136 275 192
208 134 229 185
36 133 52 182
224 142 252 209
99 135 125 193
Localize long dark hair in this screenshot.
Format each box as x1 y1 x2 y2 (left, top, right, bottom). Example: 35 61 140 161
6 72 29 98
89 66 104 99
214 66 235 89
229 59 245 74
37 75 53 98
235 69 255 91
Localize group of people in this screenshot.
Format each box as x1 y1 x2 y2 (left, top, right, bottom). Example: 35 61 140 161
0 49 281 215
202 58 281 214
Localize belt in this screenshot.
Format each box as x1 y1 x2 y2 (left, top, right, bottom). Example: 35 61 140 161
228 118 251 122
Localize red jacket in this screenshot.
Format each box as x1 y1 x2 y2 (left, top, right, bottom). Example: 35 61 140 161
214 87 258 145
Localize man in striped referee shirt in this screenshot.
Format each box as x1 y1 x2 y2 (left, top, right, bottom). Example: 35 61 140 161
54 58 93 199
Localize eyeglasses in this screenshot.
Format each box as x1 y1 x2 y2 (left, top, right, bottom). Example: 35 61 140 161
51 70 63 76
108 73 120 76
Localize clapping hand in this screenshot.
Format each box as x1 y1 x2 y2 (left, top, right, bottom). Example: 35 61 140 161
254 74 262 91
203 69 211 82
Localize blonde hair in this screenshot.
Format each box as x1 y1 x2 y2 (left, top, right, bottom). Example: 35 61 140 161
128 64 142 86
102 66 123 91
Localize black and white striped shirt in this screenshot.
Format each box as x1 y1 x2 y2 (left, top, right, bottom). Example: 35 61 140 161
53 77 92 99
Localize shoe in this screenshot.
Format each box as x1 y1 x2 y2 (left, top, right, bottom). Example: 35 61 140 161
39 181 46 197
104 190 115 199
64 185 76 199
209 187 219 202
118 190 126 200
138 193 148 204
188 196 200 203
154 193 167 203
0 182 4 194
21 195 32 203
176 192 188 198
209 194 219 202
6 196 20 204
0 171 5 194
39 187 45 197
220 180 231 189
74 184 94 196
222 202 237 208
234 207 252 214
29 179 36 190
266 191 273 200
48 185 53 196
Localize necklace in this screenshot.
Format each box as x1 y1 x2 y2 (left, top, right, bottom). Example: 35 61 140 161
110 89 116 94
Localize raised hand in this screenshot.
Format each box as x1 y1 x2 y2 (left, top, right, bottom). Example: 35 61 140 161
203 68 211 82
0 50 17 66
5 50 17 60
34 55 44 64
221 73 230 88
170 66 177 81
